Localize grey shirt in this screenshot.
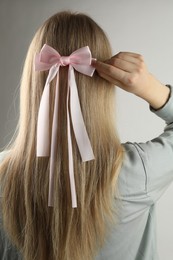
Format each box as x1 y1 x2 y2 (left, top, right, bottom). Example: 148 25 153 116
0 85 173 260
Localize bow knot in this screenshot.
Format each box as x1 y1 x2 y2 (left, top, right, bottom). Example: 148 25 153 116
60 56 70 66
35 44 95 208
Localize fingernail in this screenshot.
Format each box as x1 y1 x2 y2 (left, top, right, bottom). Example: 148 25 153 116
92 58 97 64
91 58 97 67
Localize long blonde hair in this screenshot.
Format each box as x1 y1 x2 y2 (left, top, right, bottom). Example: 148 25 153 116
0 11 123 260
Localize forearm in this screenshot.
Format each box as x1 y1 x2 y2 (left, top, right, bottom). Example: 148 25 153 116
135 74 171 110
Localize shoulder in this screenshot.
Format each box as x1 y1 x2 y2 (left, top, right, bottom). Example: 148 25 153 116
0 150 10 198
118 142 147 198
0 150 10 164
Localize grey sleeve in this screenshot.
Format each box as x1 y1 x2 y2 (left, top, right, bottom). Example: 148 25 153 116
131 85 173 204
0 215 22 260
0 153 22 259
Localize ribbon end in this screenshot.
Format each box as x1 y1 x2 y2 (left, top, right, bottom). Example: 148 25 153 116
72 204 77 208
48 195 54 207
82 154 95 163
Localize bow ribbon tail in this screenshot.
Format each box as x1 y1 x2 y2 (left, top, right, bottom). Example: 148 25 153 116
48 70 60 207
37 65 60 156
37 79 50 157
69 66 95 162
67 66 77 208
66 65 95 208
36 65 59 207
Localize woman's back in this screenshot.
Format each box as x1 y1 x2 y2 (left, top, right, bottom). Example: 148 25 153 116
96 84 173 259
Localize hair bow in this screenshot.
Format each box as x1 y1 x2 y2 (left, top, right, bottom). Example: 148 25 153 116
35 44 95 208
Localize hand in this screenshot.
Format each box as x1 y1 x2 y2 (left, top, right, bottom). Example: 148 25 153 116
92 52 170 110
92 52 153 96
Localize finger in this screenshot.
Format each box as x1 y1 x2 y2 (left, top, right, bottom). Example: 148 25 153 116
92 60 128 82
110 52 144 66
106 57 138 73
113 52 143 59
98 71 122 86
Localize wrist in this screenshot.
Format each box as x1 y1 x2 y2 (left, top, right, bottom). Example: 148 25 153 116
136 75 170 110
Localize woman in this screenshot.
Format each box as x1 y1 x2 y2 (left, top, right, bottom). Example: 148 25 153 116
0 11 172 260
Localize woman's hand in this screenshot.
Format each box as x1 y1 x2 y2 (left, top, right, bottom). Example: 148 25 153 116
93 52 153 96
92 52 170 110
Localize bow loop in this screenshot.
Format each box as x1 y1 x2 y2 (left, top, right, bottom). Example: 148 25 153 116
35 44 61 71
35 44 95 208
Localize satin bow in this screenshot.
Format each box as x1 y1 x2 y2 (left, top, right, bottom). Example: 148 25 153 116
35 44 95 208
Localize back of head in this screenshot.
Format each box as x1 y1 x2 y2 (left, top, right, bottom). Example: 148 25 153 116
0 11 123 260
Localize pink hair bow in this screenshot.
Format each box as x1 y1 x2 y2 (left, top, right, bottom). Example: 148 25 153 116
35 44 95 208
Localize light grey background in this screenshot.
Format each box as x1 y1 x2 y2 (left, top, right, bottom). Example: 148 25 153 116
0 0 173 259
